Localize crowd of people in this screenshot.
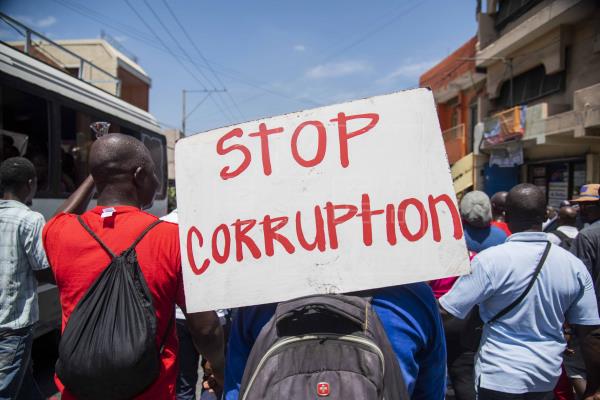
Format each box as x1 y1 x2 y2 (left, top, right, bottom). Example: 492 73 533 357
0 133 599 400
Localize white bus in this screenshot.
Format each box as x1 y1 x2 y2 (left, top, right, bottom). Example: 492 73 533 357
0 25 168 337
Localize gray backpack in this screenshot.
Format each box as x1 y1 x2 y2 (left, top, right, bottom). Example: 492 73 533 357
239 294 410 400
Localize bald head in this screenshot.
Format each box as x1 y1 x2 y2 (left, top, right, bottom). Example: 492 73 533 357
89 133 158 209
491 191 508 221
90 134 152 184
506 184 546 233
558 206 578 227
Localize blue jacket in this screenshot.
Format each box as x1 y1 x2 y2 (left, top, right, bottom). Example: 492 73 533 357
224 282 446 400
463 223 507 253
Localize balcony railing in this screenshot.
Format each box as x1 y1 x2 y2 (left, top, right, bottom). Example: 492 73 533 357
481 106 525 149
442 123 466 165
0 13 122 97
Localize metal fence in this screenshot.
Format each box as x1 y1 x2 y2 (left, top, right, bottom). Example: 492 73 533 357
0 13 122 97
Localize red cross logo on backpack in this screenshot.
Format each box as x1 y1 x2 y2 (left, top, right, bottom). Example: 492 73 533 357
317 382 330 397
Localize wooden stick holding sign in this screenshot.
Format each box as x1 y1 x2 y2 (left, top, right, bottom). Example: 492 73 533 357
176 88 470 312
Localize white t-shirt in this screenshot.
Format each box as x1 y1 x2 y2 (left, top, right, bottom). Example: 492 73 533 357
547 225 578 246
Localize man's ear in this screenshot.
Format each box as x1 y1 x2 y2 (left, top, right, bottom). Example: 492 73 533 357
26 178 36 196
133 166 144 186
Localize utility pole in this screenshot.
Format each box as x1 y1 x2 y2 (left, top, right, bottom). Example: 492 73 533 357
181 89 226 135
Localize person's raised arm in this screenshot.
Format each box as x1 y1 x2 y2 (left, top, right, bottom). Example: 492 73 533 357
572 324 600 400
53 174 95 216
184 310 225 386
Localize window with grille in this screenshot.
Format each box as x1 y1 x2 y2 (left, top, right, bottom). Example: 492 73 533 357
495 0 544 29
495 65 565 109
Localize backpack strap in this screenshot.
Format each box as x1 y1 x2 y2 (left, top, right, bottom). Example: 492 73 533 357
159 309 175 353
488 241 551 324
124 219 162 253
550 229 569 243
77 215 116 258
77 215 162 258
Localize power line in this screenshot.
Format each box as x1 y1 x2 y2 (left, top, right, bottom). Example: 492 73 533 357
123 0 245 128
50 0 316 110
125 0 234 124
141 0 236 123
142 0 215 90
52 0 155 43
185 93 211 119
123 0 205 89
321 0 426 65
306 0 428 102
161 0 245 121
202 0 428 119
194 0 429 122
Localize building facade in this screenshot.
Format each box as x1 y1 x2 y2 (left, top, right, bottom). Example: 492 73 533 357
11 38 151 111
419 36 487 195
422 0 600 205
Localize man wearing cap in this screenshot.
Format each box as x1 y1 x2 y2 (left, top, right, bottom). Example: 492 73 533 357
568 184 600 398
570 183 600 310
461 191 508 253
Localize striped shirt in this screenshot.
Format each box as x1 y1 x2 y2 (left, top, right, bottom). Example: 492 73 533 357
0 199 49 330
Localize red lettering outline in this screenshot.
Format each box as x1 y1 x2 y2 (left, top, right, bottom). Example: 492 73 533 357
248 123 284 176
216 128 251 180
428 194 463 242
356 193 384 246
232 219 261 261
331 112 379 168
296 207 327 252
291 120 327 168
211 224 231 264
261 215 295 256
186 226 210 275
325 202 358 249
398 198 428 242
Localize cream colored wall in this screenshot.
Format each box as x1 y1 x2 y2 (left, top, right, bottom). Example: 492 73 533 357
163 128 181 181
485 10 600 106
36 42 119 94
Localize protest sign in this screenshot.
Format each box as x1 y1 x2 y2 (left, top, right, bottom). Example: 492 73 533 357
176 88 470 312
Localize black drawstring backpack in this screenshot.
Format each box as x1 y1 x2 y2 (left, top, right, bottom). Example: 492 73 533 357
55 216 172 400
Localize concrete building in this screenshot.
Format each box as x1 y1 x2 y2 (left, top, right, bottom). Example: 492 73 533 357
419 37 487 195
163 128 182 184
12 38 151 111
477 0 600 205
422 0 600 205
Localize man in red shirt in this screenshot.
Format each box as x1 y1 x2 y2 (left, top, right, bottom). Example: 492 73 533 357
491 191 511 236
43 133 224 399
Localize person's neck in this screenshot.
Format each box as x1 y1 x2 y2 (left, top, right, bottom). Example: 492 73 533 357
96 187 141 209
2 192 25 204
511 225 542 234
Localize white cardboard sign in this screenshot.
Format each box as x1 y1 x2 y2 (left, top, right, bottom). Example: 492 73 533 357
176 89 470 312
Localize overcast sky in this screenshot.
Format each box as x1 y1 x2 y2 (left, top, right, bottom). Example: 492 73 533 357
1 0 477 134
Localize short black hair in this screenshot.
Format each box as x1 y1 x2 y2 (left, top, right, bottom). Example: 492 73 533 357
506 183 546 228
0 157 36 192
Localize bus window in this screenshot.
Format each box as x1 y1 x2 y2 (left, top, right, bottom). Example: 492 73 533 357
140 132 166 199
60 106 96 193
1 85 50 193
